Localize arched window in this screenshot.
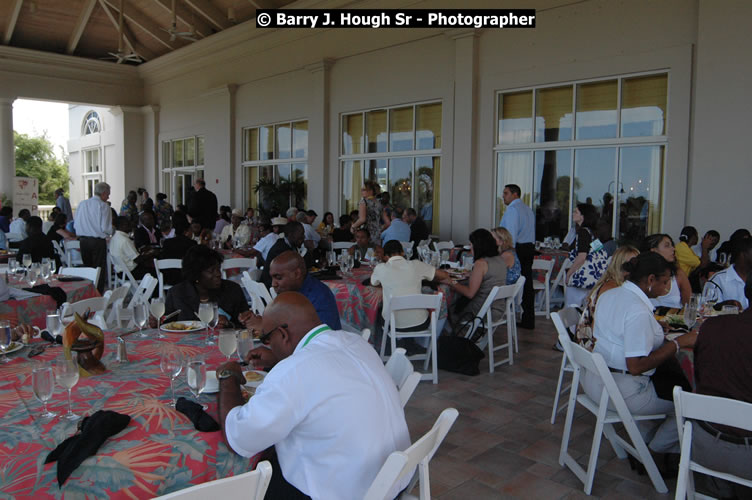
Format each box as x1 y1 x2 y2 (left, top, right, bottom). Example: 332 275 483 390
82 111 101 135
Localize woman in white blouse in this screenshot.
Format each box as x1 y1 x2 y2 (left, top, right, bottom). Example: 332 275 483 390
642 233 692 309
582 252 697 455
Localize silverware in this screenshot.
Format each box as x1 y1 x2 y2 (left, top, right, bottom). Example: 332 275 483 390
117 329 139 339
162 309 181 323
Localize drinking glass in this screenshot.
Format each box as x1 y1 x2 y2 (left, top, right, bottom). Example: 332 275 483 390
160 344 184 407
218 330 238 362
41 260 51 280
440 249 450 264
186 358 207 410
54 353 81 421
326 251 336 268
237 329 254 362
338 254 348 276
134 301 149 338
0 320 12 363
22 254 32 270
150 298 166 338
8 258 17 274
32 365 57 419
27 267 39 287
354 248 362 262
683 295 699 330
208 303 220 344
46 313 63 339
701 281 720 314
462 255 474 272
197 302 215 345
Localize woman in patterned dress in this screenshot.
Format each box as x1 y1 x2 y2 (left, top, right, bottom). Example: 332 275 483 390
351 180 383 246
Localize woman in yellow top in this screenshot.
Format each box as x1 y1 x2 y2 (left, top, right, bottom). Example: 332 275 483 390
675 226 714 276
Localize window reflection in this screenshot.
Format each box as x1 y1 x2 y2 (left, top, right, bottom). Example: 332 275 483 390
621 74 667 137
535 86 573 142
573 148 617 225
389 157 413 210
534 150 571 240
496 152 533 224
618 146 664 244
576 80 617 140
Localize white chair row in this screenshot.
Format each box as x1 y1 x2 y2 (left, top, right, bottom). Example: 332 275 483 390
241 271 274 315
58 266 100 286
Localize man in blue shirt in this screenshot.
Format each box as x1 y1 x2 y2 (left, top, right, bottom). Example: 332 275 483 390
500 184 536 329
380 206 411 244
269 251 342 330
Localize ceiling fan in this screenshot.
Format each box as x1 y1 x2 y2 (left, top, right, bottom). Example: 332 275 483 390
163 0 198 42
101 0 143 64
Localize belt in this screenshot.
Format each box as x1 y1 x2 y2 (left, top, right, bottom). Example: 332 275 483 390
697 420 752 445
608 367 628 375
79 236 105 240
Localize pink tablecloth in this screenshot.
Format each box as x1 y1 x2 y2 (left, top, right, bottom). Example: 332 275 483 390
0 277 100 328
0 328 259 498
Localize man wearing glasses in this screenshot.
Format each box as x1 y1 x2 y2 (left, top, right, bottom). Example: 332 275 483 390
217 292 410 500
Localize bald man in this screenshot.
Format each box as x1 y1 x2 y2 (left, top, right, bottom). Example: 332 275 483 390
218 292 410 500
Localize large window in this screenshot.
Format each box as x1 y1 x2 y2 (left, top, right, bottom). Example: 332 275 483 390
242 120 308 214
82 148 102 199
161 136 205 207
495 73 667 244
340 102 441 234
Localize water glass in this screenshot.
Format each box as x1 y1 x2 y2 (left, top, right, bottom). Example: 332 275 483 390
22 254 32 269
41 261 51 280
150 298 166 338
326 251 336 268
8 258 17 274
237 329 254 361
27 267 39 287
54 353 81 421
683 295 699 330
462 254 474 271
46 313 63 338
160 344 184 407
32 365 57 419
354 248 362 262
0 320 12 363
134 302 149 338
218 330 238 361
186 358 207 410
440 249 450 264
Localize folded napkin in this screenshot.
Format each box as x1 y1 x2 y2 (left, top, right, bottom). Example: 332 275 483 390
23 284 67 307
176 397 220 432
45 410 131 486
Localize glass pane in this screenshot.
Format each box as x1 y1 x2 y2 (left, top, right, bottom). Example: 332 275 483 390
389 106 414 152
184 137 195 167
617 146 664 244
534 150 571 240
175 174 185 207
416 103 442 150
389 157 412 209
162 172 171 201
246 167 259 210
197 137 204 165
576 80 617 140
496 152 533 225
275 164 291 183
621 74 667 137
276 123 291 160
366 110 387 153
293 121 308 159
367 159 388 194
342 114 363 155
173 140 183 168
291 163 307 209
342 160 363 215
416 156 439 234
245 129 258 162
260 125 274 161
536 86 573 142
195 170 203 180
161 141 170 170
499 91 533 144
573 148 617 225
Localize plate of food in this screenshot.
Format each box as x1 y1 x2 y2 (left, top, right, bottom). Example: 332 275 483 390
160 321 204 333
243 370 267 388
663 314 687 329
1 341 25 355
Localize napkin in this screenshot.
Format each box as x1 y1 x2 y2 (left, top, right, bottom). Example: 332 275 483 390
45 410 131 486
176 397 220 432
23 284 67 307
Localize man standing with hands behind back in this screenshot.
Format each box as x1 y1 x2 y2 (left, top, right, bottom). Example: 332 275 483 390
74 182 113 293
500 184 536 329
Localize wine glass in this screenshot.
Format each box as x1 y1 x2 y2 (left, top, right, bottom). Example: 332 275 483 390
160 344 184 407
150 298 166 339
134 301 149 338
54 353 81 421
0 320 12 364
219 330 238 362
197 302 214 345
46 313 63 339
338 254 348 276
701 281 720 314
186 358 207 410
27 266 39 287
22 254 32 270
683 294 699 330
41 260 51 281
32 364 57 420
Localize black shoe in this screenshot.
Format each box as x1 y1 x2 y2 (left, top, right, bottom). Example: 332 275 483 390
627 455 646 476
552 340 564 352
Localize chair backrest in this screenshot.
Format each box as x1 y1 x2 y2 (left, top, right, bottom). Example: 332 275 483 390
52 240 66 261
154 460 273 500
241 271 273 314
361 328 371 342
109 253 139 289
673 387 752 441
551 307 581 340
532 259 554 286
60 297 109 330
418 239 431 248
104 284 131 326
154 258 182 298
127 274 157 308
364 408 459 500
551 258 572 289
63 240 82 267
331 241 355 251
384 347 421 407
221 258 257 279
385 293 442 334
433 240 454 252
399 241 414 253
58 266 101 286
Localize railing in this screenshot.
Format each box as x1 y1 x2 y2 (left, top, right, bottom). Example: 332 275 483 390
38 205 55 221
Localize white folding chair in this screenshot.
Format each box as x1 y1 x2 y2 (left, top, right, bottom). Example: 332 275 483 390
550 308 582 424
532 258 554 318
103 284 131 328
380 293 442 384
221 258 257 279
154 460 272 500
116 275 157 327
384 347 422 408
364 408 459 500
673 387 752 500
399 241 414 254
58 266 101 286
241 271 273 315
109 253 140 290
6 232 24 243
60 296 109 330
361 328 371 342
558 333 668 495
63 240 83 266
154 258 182 299
417 239 431 249
463 278 524 373
52 240 66 264
549 258 572 309
331 241 355 253
433 240 454 252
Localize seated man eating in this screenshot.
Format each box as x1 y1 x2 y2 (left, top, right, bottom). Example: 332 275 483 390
218 292 410 500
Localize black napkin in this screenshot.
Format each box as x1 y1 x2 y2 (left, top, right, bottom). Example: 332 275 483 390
45 410 131 486
176 397 220 432
23 284 67 308
56 276 86 282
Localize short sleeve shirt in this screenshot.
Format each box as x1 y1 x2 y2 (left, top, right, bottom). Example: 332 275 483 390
371 256 436 328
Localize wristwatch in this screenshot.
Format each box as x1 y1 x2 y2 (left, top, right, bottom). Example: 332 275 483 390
217 368 244 386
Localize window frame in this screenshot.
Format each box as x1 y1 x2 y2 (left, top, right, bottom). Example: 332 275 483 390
160 136 206 206
81 147 103 199
82 111 102 135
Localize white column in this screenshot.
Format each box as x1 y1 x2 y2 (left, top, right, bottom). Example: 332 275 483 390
0 97 15 205
306 59 333 214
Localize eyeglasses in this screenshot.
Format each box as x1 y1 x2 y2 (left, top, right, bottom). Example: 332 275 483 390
258 323 287 345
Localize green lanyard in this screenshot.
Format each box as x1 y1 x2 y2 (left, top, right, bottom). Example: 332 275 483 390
301 325 331 348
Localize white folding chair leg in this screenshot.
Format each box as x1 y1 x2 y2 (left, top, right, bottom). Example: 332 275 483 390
550 353 571 424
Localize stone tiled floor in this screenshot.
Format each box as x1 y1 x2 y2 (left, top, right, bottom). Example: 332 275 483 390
402 318 677 499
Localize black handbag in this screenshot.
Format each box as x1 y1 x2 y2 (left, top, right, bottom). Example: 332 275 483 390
437 336 485 376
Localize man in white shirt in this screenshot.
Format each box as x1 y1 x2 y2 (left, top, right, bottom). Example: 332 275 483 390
74 182 113 292
219 292 410 500
296 211 320 248
706 237 752 310
8 209 30 241
219 209 251 248
110 216 157 280
691 229 719 263
253 218 284 262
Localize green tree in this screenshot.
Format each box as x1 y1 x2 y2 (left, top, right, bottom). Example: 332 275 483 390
14 131 69 205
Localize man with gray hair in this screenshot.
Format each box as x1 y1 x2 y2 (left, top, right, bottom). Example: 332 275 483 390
285 206 298 221
74 181 113 292
55 188 73 222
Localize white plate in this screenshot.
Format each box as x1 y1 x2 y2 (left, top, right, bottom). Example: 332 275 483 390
160 321 204 333
204 370 219 393
243 370 267 388
1 341 25 355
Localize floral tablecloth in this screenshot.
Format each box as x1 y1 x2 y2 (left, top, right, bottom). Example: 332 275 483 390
0 328 259 499
0 277 100 329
